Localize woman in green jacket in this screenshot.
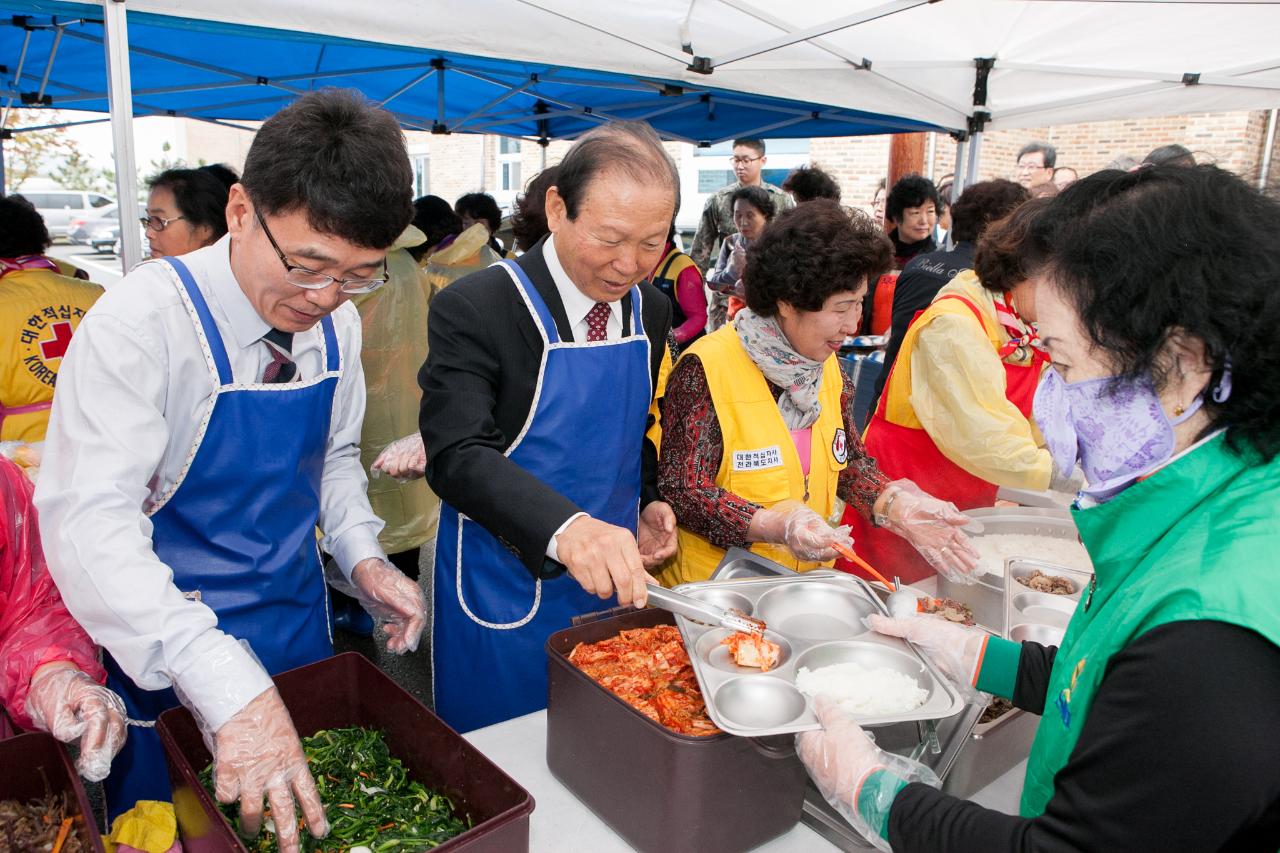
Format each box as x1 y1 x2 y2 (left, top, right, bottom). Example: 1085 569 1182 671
798 164 1280 852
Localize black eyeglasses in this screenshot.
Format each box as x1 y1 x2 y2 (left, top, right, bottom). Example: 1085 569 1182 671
255 210 388 295
731 155 763 166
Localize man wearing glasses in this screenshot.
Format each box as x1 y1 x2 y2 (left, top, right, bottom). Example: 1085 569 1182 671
688 138 793 328
1014 141 1059 195
35 89 425 853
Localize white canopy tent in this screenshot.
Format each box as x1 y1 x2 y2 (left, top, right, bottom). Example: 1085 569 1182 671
121 0 1280 133
114 0 1280 206
9 0 1280 266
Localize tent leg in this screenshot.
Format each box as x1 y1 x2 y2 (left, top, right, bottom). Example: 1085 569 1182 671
0 132 7 196
103 0 143 273
954 137 969 191
1259 108 1278 193
966 132 983 187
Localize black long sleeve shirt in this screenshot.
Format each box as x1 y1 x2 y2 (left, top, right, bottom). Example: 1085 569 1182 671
889 621 1280 852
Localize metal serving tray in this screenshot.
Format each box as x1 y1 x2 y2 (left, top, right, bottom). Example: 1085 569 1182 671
1004 557 1092 647
670 572 966 737
936 506 1089 636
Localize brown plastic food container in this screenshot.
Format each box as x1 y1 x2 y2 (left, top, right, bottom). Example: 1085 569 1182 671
0 731 106 852
156 652 534 852
546 608 807 853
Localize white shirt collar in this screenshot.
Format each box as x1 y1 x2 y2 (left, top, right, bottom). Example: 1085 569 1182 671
543 233 619 332
201 234 272 350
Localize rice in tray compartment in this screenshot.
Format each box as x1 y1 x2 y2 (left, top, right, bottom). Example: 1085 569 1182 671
795 662 928 716
973 533 1092 577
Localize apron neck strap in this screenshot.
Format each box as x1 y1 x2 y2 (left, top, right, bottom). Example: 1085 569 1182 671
165 257 233 385
501 259 641 343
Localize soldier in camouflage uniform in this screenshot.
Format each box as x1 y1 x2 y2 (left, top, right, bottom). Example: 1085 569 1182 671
689 139 793 332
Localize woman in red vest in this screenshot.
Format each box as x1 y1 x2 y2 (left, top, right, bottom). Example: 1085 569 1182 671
841 199 1076 584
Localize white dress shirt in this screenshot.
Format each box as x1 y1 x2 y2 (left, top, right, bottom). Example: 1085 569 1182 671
539 235 632 560
543 234 623 341
34 235 385 730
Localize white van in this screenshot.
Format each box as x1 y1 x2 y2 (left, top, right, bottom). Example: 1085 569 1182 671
19 190 115 238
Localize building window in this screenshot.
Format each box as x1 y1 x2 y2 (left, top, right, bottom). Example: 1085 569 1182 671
496 137 523 200
412 154 429 197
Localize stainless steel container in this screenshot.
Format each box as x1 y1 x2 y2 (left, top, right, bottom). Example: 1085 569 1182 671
936 506 1089 635
672 573 966 737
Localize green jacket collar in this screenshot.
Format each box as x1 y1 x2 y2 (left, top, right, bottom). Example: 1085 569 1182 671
1072 432 1246 586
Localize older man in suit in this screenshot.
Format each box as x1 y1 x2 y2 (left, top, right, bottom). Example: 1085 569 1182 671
420 122 679 731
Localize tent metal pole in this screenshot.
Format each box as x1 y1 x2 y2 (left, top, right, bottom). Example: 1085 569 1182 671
1260 108 1278 192
103 0 143 272
1 29 33 129
954 137 969 191
966 133 983 187
0 131 7 195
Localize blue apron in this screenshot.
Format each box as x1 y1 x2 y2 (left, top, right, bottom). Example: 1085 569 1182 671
103 257 337 817
431 260 652 732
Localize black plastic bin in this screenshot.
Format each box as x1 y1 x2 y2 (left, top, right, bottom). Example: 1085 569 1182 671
157 652 534 852
0 730 106 852
546 608 808 853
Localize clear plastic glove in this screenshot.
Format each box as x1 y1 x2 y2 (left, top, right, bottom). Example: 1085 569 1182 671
328 558 427 654
879 479 981 584
1048 461 1086 495
211 687 327 852
370 433 426 482
797 696 941 852
868 612 991 703
750 503 853 562
25 663 127 782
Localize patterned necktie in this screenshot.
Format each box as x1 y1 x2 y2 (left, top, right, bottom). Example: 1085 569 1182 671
261 328 297 384
585 301 611 342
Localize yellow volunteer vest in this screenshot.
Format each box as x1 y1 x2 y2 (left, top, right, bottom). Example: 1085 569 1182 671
660 324 848 586
878 270 1002 432
0 268 103 441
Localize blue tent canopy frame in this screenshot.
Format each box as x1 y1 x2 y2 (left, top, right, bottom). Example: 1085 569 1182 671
0 0 938 144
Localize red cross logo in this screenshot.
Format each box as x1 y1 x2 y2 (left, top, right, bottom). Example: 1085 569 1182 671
39 321 75 361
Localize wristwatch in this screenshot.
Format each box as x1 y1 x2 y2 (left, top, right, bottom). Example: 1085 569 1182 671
873 488 900 529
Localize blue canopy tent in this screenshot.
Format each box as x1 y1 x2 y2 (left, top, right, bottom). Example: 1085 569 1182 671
0 1 937 264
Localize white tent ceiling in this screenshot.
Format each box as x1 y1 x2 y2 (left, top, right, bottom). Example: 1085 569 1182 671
119 0 1280 133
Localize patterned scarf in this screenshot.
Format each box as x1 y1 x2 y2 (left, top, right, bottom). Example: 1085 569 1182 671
734 308 825 429
0 255 60 280
993 291 1045 360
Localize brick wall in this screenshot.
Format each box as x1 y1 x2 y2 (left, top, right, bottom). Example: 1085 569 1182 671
415 107 1280 214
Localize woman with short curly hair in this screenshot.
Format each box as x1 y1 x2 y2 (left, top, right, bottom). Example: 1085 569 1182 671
656 200 979 585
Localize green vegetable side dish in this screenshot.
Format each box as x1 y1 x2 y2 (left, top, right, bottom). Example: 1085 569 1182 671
198 726 471 852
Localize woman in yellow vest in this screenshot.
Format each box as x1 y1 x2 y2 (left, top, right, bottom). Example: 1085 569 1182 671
657 201 979 586
0 196 103 442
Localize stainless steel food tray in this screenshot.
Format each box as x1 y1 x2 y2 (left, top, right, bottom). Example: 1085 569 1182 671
1004 558 1092 647
937 506 1090 636
671 572 966 737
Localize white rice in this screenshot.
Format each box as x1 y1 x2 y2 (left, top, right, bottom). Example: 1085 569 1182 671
795 662 928 716
972 534 1093 578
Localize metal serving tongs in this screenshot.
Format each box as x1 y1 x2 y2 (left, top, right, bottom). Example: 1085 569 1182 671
645 585 766 635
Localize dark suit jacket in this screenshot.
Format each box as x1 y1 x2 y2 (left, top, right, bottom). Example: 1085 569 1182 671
419 238 673 579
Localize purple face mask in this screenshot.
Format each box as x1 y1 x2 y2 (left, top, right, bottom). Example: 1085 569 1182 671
1033 368 1205 502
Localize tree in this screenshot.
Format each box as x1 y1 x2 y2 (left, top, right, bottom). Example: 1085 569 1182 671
51 148 115 195
2 108 79 190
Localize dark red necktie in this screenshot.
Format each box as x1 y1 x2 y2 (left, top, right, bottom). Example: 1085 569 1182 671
261 329 296 383
585 301 611 342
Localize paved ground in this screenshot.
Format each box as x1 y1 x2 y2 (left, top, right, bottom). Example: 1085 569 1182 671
47 242 126 286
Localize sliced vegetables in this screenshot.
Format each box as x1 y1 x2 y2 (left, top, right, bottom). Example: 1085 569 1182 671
200 726 470 852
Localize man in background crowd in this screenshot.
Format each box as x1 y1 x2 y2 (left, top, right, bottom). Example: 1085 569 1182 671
689 137 792 272
1015 141 1058 195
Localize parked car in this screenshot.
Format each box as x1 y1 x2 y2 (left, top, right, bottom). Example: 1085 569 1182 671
68 205 121 253
18 189 114 238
